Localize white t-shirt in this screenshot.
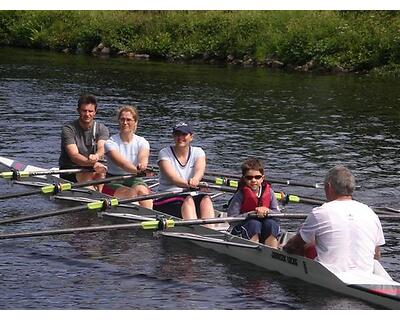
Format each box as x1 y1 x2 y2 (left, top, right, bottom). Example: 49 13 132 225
299 200 385 274
157 146 206 192
105 133 150 175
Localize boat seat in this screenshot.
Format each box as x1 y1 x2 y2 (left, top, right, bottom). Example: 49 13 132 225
213 210 230 231
278 231 296 248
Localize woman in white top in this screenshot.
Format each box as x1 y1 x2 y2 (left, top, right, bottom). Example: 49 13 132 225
154 122 215 220
103 105 152 209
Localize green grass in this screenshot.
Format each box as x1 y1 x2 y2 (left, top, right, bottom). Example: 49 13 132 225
1 11 400 76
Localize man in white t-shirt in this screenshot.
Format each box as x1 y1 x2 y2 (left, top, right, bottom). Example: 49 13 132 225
284 165 385 274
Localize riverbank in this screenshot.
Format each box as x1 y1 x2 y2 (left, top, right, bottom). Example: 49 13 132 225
1 11 400 76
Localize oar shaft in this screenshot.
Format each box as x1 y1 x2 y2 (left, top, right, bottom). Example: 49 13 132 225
0 216 257 240
0 203 89 224
0 189 189 225
148 165 324 189
0 188 42 200
199 182 236 193
29 168 93 176
203 171 325 189
70 174 136 188
198 182 325 205
0 222 144 239
0 168 93 179
199 182 398 217
1 212 398 240
0 174 137 201
275 194 399 216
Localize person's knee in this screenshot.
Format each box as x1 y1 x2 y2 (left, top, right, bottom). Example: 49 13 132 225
183 196 194 206
265 220 280 236
202 196 213 207
199 196 214 214
135 185 150 195
245 220 262 235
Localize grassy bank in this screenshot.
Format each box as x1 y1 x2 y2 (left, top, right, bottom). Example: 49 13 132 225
1 11 400 75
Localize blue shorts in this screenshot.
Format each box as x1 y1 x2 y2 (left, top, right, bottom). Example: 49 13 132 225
232 218 280 242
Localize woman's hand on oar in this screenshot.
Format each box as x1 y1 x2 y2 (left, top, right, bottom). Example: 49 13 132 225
0 189 189 225
0 174 139 201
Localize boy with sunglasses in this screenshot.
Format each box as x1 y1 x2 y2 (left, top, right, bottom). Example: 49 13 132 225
227 158 281 248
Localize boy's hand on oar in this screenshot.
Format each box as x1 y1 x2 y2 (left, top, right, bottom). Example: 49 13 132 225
255 206 269 218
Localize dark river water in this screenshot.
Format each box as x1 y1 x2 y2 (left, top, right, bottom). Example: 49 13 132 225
0 47 399 310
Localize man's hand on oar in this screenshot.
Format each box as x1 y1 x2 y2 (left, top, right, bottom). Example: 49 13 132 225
0 189 189 225
0 174 139 201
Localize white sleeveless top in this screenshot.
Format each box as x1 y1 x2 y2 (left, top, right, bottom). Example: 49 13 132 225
157 146 205 192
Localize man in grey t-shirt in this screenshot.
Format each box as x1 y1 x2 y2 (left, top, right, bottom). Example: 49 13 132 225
59 94 109 183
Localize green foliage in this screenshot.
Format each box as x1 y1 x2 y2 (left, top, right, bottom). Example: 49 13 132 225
2 10 400 75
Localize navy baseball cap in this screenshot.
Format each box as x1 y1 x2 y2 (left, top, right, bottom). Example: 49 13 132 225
173 122 193 134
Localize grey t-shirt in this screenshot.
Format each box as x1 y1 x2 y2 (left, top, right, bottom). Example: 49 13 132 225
59 119 109 168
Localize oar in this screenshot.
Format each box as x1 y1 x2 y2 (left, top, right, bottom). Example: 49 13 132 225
198 182 324 205
0 189 188 225
1 211 400 240
0 167 93 179
373 207 400 214
271 194 400 216
147 164 325 189
199 182 398 216
205 174 326 189
0 174 139 201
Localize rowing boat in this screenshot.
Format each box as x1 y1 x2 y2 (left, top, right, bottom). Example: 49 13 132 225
0 155 399 309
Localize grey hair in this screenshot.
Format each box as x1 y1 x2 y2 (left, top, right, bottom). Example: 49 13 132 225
324 165 356 196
